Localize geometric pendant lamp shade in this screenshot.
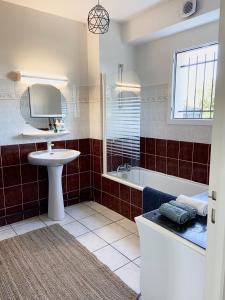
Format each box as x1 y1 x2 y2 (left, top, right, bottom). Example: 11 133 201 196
88 1 110 34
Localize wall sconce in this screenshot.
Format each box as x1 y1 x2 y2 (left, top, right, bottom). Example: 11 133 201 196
115 82 141 91
18 72 68 86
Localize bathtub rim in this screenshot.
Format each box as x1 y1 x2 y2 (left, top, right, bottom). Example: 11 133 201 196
103 167 209 192
135 215 206 255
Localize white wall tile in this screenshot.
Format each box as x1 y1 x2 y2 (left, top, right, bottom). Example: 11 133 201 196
140 84 212 143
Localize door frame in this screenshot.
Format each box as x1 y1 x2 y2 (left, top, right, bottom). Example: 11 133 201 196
205 1 225 299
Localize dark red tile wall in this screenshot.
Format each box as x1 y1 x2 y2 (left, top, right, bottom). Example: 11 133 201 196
0 139 92 226
91 139 142 221
93 177 142 221
140 137 211 185
0 137 211 227
106 138 140 172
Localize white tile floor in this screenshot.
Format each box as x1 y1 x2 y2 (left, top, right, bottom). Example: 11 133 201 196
0 201 141 294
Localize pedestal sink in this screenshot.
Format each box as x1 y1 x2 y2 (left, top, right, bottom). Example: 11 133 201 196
28 148 80 221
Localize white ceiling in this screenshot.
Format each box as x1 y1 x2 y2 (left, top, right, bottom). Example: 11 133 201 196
3 0 167 22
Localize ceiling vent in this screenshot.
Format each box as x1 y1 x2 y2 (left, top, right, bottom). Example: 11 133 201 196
182 0 197 18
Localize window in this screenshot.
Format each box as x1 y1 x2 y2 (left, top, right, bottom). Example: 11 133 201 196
172 43 218 120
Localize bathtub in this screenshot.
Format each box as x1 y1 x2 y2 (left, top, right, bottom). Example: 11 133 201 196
105 167 208 197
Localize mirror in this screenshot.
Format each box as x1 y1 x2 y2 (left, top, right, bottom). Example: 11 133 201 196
29 84 63 118
20 84 67 130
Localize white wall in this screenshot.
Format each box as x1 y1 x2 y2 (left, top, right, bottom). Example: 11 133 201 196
121 0 220 44
87 30 102 140
0 1 90 145
135 21 219 143
99 21 139 142
100 21 136 85
0 1 220 146
86 23 135 141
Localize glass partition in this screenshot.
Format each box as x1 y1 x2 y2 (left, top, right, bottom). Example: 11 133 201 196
104 80 141 185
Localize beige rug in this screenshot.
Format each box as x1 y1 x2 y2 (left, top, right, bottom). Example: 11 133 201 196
0 224 137 300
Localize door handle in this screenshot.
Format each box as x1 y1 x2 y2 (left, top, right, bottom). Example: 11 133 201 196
211 208 216 224
209 191 217 201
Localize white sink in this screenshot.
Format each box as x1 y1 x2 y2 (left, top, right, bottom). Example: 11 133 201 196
28 148 80 221
28 149 80 167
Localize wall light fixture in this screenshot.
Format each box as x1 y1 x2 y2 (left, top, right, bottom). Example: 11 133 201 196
19 72 68 86
115 82 141 91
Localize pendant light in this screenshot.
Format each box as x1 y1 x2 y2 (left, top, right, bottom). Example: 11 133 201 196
88 0 110 34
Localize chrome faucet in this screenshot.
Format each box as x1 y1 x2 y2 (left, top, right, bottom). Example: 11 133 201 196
47 141 54 153
117 163 132 173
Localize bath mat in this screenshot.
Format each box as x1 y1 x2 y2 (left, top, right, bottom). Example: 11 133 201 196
0 224 137 300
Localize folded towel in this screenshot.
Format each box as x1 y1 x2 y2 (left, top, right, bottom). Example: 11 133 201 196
159 203 190 224
143 187 176 213
176 195 208 217
169 200 197 219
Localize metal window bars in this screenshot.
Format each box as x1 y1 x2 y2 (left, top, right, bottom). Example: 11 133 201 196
174 43 218 119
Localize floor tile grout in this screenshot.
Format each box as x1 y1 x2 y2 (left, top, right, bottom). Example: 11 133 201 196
0 202 138 242
0 202 140 259
64 204 132 234
0 202 137 240
91 233 139 264
63 203 141 271
57 203 141 267
113 261 137 273
69 215 135 250
58 204 141 274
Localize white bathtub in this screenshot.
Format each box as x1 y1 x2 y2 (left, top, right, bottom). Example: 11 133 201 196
106 167 208 197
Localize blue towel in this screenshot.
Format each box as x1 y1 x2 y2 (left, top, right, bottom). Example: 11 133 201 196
159 203 190 225
169 200 197 219
143 187 176 213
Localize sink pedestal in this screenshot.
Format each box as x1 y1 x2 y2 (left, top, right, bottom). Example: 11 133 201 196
28 148 80 221
47 166 64 221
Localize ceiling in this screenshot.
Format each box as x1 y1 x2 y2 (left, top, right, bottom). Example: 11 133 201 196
3 0 167 22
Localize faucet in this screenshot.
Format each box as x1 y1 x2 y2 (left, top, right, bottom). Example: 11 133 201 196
117 163 132 173
47 141 54 153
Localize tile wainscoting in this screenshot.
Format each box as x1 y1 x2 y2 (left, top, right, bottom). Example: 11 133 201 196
140 137 211 185
0 137 211 227
92 137 211 221
0 139 93 226
106 137 211 185
92 176 142 222
106 138 140 172
91 139 143 222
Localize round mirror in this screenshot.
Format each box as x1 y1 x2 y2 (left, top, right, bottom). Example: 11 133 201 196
20 84 67 130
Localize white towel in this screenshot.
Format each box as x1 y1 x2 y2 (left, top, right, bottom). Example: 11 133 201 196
176 195 208 217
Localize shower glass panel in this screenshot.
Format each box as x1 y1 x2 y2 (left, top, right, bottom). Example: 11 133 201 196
105 81 141 186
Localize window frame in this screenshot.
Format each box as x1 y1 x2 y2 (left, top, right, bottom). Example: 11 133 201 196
169 42 218 126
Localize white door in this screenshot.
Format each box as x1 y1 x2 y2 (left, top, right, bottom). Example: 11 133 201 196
205 1 225 299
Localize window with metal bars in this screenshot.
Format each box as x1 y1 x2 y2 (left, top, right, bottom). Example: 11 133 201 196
172 43 218 120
